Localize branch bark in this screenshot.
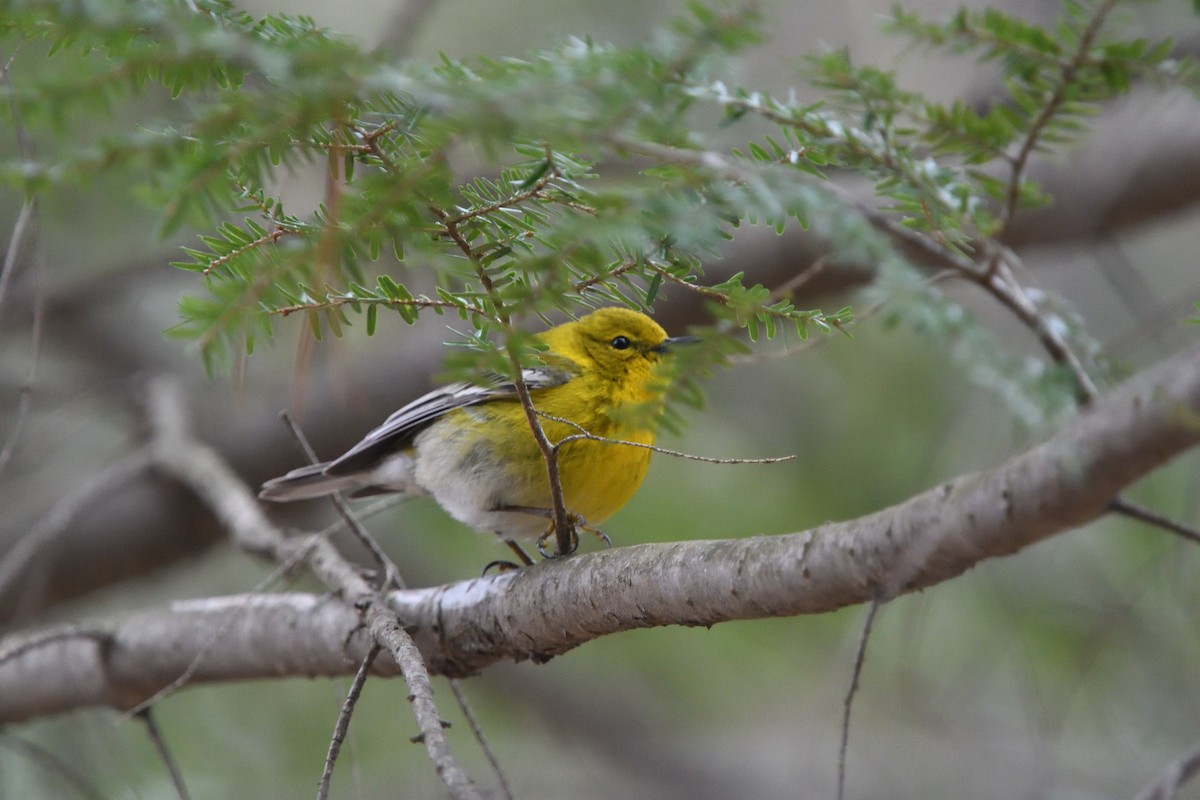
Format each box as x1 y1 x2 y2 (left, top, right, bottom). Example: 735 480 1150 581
2 342 1197 720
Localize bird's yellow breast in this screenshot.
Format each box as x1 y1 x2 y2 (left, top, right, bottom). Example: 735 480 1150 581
448 376 658 524
552 422 654 523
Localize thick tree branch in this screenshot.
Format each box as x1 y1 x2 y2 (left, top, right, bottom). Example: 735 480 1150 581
0 594 387 721
392 341 1200 676
1 342 1197 718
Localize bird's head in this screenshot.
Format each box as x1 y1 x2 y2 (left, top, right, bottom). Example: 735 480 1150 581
550 307 699 381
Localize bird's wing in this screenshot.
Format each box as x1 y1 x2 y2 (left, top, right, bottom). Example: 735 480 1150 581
325 366 572 476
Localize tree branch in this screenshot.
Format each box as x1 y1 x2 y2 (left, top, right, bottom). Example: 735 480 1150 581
2 342 1197 718
392 341 1200 676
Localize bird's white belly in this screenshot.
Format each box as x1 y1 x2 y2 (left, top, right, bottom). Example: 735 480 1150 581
413 421 548 540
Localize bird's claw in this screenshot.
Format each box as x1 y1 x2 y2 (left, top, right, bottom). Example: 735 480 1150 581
536 513 609 558
482 559 523 575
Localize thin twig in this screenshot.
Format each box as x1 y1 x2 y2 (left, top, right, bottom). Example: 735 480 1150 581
1110 498 1200 546
365 606 481 799
997 0 1118 233
272 295 463 318
571 258 641 293
510 356 574 557
444 156 560 227
137 708 192 800
837 598 882 800
0 49 43 476
0 200 34 316
0 734 106 800
771 256 830 299
317 643 381 800
435 203 576 556
202 226 295 276
448 678 516 800
842 192 1101 404
727 270 960 367
981 261 1099 403
279 411 403 589
0 46 37 317
0 272 43 474
122 537 319 718
1131 741 1200 800
0 451 154 611
537 411 794 465
317 495 412 536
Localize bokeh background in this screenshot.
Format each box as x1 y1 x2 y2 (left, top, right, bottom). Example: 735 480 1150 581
2 0 1199 797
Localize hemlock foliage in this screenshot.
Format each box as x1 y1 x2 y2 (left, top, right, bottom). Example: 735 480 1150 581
2 0 1195 421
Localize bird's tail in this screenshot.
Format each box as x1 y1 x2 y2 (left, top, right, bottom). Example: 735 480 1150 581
258 463 365 502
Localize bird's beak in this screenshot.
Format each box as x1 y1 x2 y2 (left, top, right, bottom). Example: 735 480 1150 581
651 335 702 354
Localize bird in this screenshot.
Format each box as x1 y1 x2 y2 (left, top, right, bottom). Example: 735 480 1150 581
259 306 699 563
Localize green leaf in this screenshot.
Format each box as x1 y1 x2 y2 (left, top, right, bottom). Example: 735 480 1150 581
644 270 663 306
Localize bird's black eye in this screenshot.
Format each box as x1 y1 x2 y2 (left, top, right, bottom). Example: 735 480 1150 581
610 335 631 350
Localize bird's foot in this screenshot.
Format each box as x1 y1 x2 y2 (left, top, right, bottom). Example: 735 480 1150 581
535 514 609 558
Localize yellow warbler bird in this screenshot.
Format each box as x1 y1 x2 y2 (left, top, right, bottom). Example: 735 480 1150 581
259 307 698 561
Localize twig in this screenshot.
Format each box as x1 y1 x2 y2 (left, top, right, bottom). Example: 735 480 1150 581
365 606 481 799
0 49 43 477
201 226 295 276
727 269 959 367
121 536 318 718
0 46 37 316
1110 498 1200 546
1131 741 1200 800
512 361 575 557
0 272 43 474
279 411 403 589
981 260 1099 404
537 411 795 465
435 203 576 556
0 734 106 800
317 495 412 536
770 256 830 299
571 258 641 293
643 263 849 338
317 643 381 800
997 0 1118 233
0 451 154 611
0 200 34 316
843 193 1101 404
837 598 881 800
272 295 463 318
137 708 192 800
449 678 516 800
444 155 561 227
